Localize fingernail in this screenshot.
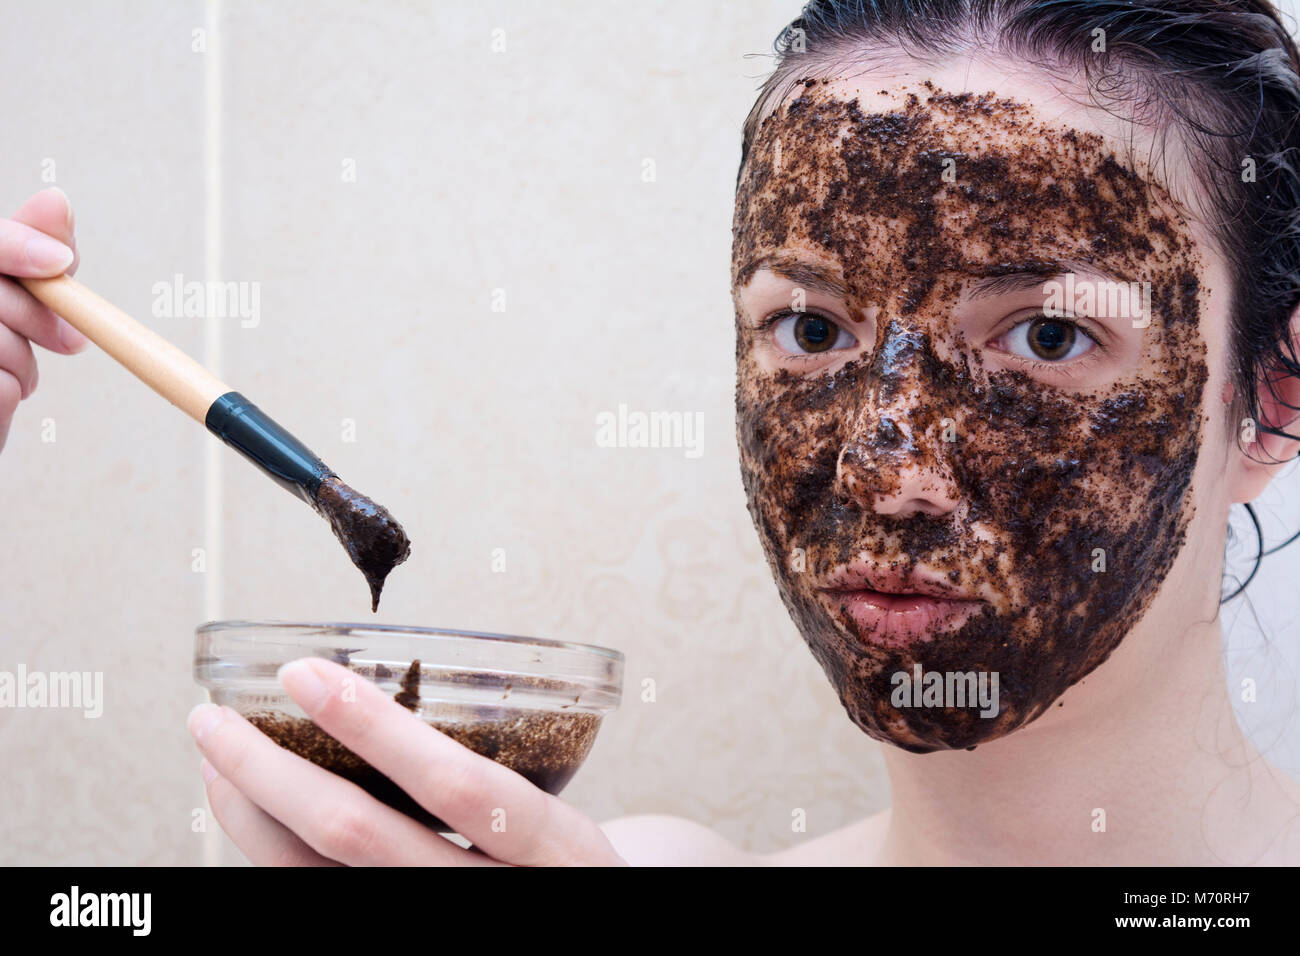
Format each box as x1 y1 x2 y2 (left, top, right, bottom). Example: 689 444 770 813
278 659 330 713
57 317 88 352
47 186 73 230
188 702 223 743
200 759 219 784
25 235 74 272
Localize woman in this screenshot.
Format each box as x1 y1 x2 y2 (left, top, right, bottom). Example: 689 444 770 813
7 0 1300 865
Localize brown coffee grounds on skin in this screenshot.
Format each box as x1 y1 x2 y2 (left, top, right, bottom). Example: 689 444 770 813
248 707 601 832
312 476 412 612
732 84 1208 752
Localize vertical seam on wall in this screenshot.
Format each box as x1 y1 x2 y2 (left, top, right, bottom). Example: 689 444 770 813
201 0 224 869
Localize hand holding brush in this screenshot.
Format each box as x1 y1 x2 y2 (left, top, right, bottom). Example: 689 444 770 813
0 188 410 611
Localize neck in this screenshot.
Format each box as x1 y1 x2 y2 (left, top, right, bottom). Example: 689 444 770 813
876 609 1294 865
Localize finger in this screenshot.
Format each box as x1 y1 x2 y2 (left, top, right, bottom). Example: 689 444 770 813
11 187 78 276
0 370 18 452
0 218 74 278
201 760 342 867
6 188 85 344
279 657 626 866
0 276 88 354
188 703 501 867
0 323 37 399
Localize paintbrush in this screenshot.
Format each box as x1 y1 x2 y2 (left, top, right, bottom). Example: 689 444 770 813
17 273 411 611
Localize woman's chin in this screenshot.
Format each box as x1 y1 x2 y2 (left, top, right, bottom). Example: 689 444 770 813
851 710 1028 753
802 618 1083 753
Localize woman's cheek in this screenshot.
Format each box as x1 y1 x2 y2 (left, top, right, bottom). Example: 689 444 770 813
736 363 849 570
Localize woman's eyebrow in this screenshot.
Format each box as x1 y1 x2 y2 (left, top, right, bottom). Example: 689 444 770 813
740 255 1131 302
740 255 847 296
964 261 1130 300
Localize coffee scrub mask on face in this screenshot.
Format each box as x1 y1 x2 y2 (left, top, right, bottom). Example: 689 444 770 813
732 83 1209 753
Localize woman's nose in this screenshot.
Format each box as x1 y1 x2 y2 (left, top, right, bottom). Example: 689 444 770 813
835 324 962 517
836 419 962 517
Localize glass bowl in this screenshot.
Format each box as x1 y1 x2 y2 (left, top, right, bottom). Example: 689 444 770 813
194 620 624 832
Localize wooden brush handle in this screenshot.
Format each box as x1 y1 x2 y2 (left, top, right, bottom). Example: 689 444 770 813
19 274 231 423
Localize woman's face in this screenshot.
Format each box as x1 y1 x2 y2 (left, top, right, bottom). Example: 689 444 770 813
732 64 1235 752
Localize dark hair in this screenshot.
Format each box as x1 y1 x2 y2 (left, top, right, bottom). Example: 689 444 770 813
737 0 1300 600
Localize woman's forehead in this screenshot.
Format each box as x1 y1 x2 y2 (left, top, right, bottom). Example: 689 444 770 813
732 65 1218 310
817 66 1144 156
739 58 1209 242
787 57 1151 141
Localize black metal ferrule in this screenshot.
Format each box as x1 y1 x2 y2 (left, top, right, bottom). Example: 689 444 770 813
204 391 335 504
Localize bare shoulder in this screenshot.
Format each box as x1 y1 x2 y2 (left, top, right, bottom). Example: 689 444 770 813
599 814 761 866
758 808 890 866
598 810 890 865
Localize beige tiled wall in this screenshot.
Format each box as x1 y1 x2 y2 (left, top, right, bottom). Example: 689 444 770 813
0 0 210 864
0 0 888 865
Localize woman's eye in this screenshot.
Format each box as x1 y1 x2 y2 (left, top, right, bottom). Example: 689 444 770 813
998 315 1097 363
772 312 857 355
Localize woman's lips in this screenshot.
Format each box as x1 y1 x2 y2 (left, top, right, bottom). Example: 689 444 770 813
819 587 983 648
